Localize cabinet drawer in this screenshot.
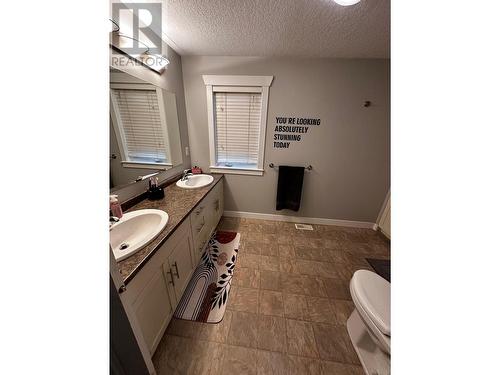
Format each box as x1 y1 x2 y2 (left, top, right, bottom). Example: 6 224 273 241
193 224 208 256
190 203 208 236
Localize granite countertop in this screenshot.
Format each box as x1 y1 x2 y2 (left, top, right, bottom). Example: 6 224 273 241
117 174 224 284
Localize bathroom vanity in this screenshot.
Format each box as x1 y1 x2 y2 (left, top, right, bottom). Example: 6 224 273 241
116 175 223 355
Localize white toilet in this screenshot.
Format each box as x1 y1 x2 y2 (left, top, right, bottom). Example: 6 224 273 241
347 269 391 375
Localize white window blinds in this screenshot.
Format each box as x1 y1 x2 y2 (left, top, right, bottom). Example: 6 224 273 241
214 92 262 167
111 88 169 164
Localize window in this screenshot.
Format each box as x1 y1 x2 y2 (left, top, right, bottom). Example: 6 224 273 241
110 83 172 169
203 75 274 176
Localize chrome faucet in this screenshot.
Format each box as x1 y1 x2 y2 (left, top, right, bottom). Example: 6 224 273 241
181 169 193 181
109 216 120 229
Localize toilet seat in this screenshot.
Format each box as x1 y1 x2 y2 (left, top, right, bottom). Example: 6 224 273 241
350 270 391 354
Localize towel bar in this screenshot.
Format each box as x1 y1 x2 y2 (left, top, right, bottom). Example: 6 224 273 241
268 163 312 171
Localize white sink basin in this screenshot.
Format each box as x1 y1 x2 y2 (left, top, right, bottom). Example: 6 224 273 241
110 209 169 261
176 174 214 189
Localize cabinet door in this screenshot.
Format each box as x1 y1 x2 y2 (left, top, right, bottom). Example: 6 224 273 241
131 267 174 354
165 236 195 302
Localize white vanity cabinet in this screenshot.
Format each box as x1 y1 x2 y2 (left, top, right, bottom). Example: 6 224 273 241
190 180 223 261
125 219 194 355
122 178 224 356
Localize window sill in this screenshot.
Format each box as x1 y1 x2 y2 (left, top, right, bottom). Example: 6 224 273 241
121 161 172 170
209 165 264 176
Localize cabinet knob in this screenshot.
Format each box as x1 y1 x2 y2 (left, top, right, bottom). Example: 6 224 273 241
118 284 127 294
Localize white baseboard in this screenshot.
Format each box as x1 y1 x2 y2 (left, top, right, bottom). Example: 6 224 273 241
223 210 376 230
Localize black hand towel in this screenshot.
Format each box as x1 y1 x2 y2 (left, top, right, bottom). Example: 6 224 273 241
276 166 305 211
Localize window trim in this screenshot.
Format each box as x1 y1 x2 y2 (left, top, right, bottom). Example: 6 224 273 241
110 83 173 170
203 75 273 176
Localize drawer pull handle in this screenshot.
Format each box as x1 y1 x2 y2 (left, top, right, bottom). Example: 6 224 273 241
172 262 180 279
196 218 205 232
166 269 175 286
195 206 205 215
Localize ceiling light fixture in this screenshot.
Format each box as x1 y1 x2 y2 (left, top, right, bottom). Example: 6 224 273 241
333 0 361 6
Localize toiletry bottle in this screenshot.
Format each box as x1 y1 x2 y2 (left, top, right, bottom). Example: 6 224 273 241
110 195 123 218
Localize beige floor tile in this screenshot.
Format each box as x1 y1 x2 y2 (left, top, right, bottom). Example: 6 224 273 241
260 270 281 291
336 267 355 281
292 236 314 247
248 234 265 246
280 273 305 295
287 355 323 375
261 243 279 256
228 287 259 313
283 293 309 320
322 277 351 300
278 244 296 258
306 296 334 323
244 241 262 255
312 323 360 364
198 310 233 343
238 253 261 269
331 299 355 325
153 335 224 375
277 234 294 245
295 247 330 262
328 249 347 263
260 255 280 271
257 315 287 352
301 276 328 298
221 344 258 375
320 360 364 375
285 319 319 358
233 267 260 289
279 257 298 273
218 217 241 231
259 290 284 316
256 350 288 375
288 355 322 375
227 311 259 348
293 259 321 276
166 318 202 339
262 233 278 243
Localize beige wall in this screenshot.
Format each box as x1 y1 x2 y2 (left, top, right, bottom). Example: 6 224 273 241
182 56 390 222
109 45 191 202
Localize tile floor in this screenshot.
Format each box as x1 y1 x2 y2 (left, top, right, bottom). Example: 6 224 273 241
152 217 390 375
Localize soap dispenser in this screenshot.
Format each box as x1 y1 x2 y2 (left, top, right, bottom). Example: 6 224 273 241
110 195 123 218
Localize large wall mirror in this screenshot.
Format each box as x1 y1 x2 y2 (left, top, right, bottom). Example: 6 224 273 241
110 68 183 189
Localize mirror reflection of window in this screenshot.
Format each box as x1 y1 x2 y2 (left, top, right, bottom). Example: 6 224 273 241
110 86 171 167
109 70 183 190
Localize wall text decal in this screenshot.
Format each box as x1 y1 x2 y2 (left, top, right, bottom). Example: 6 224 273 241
273 116 320 149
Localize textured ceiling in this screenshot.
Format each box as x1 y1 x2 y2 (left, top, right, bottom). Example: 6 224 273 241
161 0 390 58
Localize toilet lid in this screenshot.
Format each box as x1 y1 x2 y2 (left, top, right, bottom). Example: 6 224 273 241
351 270 391 336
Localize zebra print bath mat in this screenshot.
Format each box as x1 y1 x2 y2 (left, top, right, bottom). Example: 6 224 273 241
174 231 240 323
